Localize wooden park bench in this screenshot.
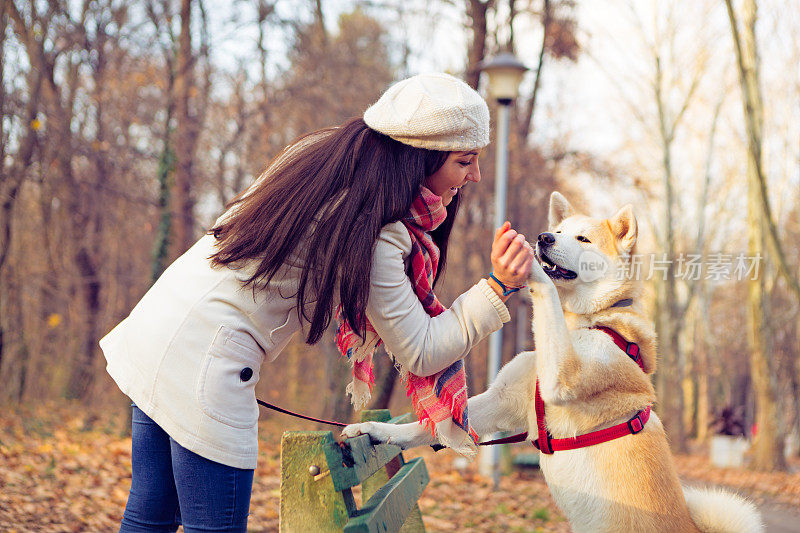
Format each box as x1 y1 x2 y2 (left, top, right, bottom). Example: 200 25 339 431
279 409 428 532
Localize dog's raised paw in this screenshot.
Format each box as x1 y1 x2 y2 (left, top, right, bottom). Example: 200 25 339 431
341 422 374 439
341 422 400 447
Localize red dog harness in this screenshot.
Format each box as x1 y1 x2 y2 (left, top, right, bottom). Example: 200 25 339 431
531 326 651 454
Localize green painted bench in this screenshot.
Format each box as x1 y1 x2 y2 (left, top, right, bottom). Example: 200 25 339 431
279 409 428 533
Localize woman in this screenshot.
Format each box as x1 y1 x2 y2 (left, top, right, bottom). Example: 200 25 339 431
101 72 533 532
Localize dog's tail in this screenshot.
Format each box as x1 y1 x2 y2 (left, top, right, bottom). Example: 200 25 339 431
683 485 763 533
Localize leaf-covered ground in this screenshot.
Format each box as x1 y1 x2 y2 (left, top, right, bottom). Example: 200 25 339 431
1 403 798 532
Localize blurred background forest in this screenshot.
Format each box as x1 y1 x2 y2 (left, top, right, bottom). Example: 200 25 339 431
2 0 799 477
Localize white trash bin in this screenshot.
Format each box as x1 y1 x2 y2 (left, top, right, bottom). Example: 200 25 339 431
710 435 748 468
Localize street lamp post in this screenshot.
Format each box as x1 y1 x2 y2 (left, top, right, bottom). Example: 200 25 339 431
477 52 528 487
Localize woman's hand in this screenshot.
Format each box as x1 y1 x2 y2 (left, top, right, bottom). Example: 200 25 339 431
488 222 534 300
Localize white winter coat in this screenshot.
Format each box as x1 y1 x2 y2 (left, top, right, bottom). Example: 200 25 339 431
99 221 510 468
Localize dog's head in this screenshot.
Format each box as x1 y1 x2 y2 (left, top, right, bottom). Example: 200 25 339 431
534 191 639 313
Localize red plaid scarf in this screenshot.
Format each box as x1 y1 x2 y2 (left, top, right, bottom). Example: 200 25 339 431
335 187 478 456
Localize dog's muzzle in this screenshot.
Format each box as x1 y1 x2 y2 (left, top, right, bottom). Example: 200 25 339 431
538 232 556 246
535 234 578 280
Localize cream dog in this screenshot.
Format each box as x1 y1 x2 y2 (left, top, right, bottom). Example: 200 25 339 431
343 192 762 532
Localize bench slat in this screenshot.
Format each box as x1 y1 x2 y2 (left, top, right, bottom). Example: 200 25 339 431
387 413 414 425
324 435 404 491
279 431 352 532
343 457 429 533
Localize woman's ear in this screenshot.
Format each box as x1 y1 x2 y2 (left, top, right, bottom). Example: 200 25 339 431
548 191 575 229
608 204 637 253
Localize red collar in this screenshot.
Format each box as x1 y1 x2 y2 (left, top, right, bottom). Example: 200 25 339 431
531 326 650 454
593 325 646 371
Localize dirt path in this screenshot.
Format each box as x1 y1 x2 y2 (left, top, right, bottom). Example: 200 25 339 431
3 406 800 532
762 503 800 533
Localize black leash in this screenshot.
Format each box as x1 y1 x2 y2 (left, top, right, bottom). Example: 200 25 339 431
257 398 348 428
257 398 528 448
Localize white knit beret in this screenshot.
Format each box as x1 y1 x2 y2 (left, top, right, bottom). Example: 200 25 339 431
364 72 490 151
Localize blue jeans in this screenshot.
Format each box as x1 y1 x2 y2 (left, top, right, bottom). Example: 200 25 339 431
119 405 254 532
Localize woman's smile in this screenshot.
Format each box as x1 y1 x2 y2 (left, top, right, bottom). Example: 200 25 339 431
425 150 481 206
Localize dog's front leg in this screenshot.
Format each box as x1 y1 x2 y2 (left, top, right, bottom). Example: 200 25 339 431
528 263 582 405
340 388 512 450
342 350 537 449
341 418 436 449
468 349 537 436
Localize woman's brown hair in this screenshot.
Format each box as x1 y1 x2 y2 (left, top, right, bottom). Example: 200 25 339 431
209 118 457 344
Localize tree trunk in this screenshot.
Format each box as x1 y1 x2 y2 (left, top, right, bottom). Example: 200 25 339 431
324 329 354 425
655 52 686 452
518 0 550 141
694 100 721 444
314 0 327 47
286 340 301 403
465 0 492 89
695 277 712 442
746 165 784 470
682 315 696 439
151 82 176 283
796 309 800 456
67 248 101 399
724 0 800 302
171 0 197 258
726 0 786 471
2 5 46 380
68 24 107 400
506 0 516 52
5 272 27 402
10 1 98 401
369 349 399 411
653 279 665 411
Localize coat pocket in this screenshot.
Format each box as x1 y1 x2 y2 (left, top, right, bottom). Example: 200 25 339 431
197 325 265 429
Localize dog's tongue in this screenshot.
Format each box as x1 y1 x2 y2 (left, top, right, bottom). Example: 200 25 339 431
556 265 578 279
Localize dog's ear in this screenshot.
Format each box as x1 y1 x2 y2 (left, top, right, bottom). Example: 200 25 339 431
609 204 637 253
548 191 575 229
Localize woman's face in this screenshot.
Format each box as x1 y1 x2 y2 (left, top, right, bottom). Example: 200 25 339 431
424 150 481 206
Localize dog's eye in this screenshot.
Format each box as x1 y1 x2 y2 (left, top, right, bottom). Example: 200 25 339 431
576 236 591 243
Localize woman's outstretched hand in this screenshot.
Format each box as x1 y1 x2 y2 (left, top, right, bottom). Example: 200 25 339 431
488 221 534 300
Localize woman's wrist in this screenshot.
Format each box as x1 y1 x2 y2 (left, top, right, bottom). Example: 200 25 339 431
486 273 522 302
487 276 511 302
